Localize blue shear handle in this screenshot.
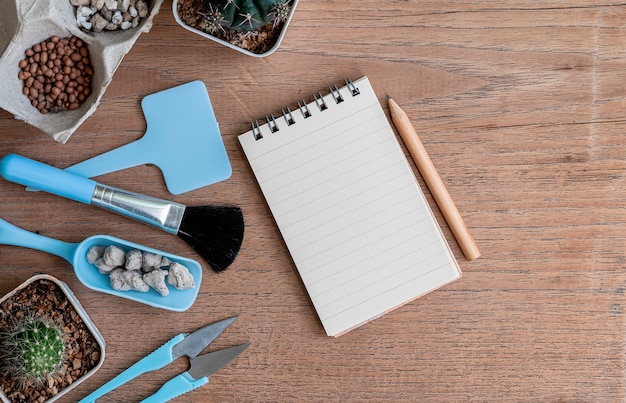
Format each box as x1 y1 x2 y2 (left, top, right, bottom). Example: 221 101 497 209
141 373 209 403
78 334 185 403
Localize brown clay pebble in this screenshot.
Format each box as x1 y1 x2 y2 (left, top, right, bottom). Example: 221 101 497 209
18 35 93 114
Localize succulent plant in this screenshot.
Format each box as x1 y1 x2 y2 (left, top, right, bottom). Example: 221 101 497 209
0 314 66 385
200 0 292 33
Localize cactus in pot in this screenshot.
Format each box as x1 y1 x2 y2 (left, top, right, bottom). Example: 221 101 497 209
175 0 298 56
0 313 66 386
200 0 291 33
0 275 105 402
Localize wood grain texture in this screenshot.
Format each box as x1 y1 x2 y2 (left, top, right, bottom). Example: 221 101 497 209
1 1 626 401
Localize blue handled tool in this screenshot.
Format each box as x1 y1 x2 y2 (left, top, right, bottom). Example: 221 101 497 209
78 316 249 402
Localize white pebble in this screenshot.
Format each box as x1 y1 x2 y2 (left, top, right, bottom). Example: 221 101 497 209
143 269 169 296
142 252 163 272
125 270 150 292
95 257 115 274
110 268 132 291
120 21 131 30
129 5 138 17
104 0 117 10
77 5 97 17
136 0 148 18
167 262 195 290
119 0 130 12
77 14 93 30
160 256 172 268
100 6 113 21
111 10 123 25
76 6 97 30
103 245 126 267
86 245 105 264
91 13 108 32
125 249 143 271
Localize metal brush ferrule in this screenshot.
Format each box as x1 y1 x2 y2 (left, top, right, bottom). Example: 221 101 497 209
91 184 185 234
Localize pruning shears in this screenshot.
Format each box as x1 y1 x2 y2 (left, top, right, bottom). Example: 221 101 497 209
78 316 248 402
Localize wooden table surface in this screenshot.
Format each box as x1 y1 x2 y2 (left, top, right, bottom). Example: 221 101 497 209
1 1 625 401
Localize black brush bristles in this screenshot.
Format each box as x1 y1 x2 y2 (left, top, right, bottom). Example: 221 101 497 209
177 206 245 272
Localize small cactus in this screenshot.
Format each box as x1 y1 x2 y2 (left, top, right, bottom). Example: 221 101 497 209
200 0 291 33
0 314 66 386
199 2 228 34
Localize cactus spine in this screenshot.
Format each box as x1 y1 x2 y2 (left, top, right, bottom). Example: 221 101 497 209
200 0 291 33
0 315 66 385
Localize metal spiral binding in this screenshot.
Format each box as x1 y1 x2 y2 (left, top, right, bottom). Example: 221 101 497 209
251 120 262 140
297 100 312 118
329 84 344 104
282 107 295 126
344 78 360 96
266 114 279 133
251 78 361 141
313 92 328 111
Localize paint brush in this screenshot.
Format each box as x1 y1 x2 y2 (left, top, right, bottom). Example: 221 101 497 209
0 154 244 272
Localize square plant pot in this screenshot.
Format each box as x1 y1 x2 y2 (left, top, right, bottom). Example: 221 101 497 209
0 0 164 143
0 274 105 403
172 0 299 57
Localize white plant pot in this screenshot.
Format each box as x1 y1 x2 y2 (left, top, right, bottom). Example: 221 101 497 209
0 274 106 403
172 0 299 57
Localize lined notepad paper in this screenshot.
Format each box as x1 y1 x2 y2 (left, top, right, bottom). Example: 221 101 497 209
239 76 461 337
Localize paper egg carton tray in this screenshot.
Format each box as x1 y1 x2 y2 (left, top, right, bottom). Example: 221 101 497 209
0 0 164 143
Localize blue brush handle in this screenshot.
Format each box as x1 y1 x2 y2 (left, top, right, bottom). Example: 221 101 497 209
0 154 185 233
140 372 209 403
78 334 185 403
0 154 96 204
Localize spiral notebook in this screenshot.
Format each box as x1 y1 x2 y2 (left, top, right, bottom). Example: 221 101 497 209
238 76 461 337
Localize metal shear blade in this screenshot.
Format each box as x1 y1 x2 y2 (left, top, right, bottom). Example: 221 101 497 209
143 343 250 403
171 316 237 360
187 343 250 380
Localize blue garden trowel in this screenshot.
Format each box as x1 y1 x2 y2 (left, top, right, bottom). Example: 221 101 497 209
29 81 232 195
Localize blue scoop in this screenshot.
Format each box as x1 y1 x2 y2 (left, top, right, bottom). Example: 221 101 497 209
0 217 202 311
28 81 232 195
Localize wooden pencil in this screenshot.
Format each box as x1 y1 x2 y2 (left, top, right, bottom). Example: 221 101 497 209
388 97 480 261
